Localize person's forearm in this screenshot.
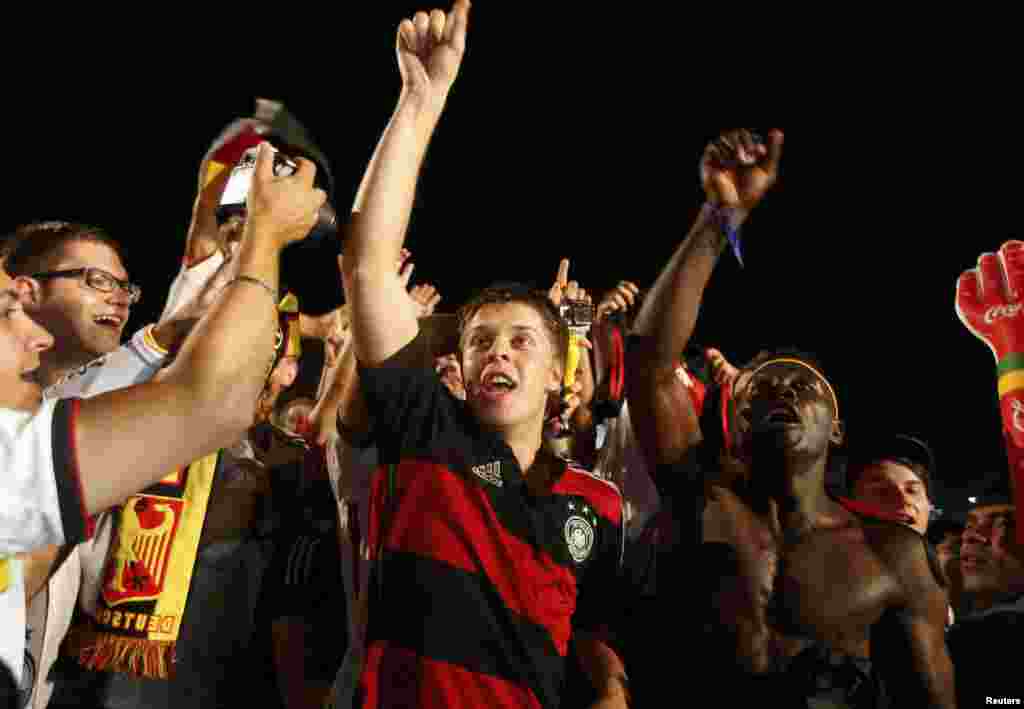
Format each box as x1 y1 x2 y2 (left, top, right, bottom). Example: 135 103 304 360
632 204 745 366
574 631 630 704
310 337 359 440
174 221 280 413
336 342 371 441
343 95 443 366
347 94 443 280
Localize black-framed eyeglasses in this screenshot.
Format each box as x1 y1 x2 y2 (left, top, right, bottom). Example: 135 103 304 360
31 267 142 304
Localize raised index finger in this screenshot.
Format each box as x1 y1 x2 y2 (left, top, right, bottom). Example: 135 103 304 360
556 258 570 290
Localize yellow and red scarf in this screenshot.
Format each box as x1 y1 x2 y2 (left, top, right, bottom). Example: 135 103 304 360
69 453 219 678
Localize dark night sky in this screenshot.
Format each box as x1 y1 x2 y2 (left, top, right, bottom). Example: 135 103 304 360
3 5 1012 514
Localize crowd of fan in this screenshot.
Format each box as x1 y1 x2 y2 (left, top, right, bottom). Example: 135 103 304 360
2 3 1023 708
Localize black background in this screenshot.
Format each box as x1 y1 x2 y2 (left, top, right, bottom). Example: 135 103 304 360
2 4 1012 516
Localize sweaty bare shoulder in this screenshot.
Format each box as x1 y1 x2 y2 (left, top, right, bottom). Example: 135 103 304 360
863 522 946 600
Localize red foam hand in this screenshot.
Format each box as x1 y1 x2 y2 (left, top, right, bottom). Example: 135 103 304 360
955 241 1024 362
956 240 1024 544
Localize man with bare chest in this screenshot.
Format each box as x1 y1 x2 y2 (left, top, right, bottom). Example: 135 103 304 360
622 129 955 706
701 355 951 707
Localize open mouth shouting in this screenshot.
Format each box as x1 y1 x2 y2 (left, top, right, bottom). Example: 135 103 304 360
743 401 802 431
93 312 126 332
479 369 519 402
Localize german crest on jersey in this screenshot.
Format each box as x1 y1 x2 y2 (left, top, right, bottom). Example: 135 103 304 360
565 499 598 563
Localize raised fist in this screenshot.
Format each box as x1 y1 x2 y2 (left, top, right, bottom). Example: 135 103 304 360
596 281 639 322
397 0 471 105
409 283 442 318
701 129 784 213
956 241 1024 364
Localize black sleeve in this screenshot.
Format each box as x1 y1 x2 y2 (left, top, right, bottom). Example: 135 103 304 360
51 398 88 546
263 532 344 622
358 332 466 463
573 511 626 635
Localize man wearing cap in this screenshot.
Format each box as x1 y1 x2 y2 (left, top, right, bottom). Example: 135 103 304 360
847 434 937 536
848 438 973 626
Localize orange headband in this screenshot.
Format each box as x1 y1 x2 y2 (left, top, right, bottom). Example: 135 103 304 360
743 357 839 419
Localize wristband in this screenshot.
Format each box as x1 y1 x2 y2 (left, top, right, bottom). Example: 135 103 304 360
707 203 744 268
141 324 170 357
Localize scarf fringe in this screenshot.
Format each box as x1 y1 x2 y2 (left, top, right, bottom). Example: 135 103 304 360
77 632 175 679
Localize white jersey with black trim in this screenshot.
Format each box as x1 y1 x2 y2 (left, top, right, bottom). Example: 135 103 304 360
1 398 86 683
26 252 226 708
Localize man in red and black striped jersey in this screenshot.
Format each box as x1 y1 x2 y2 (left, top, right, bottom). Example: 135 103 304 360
339 3 629 707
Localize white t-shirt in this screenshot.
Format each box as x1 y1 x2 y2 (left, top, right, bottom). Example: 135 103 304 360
26 327 170 708
44 326 170 402
0 398 86 683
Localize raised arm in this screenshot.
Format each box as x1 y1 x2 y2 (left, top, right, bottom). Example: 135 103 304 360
956 239 1024 544
73 143 326 514
342 0 470 366
627 129 784 470
310 252 443 446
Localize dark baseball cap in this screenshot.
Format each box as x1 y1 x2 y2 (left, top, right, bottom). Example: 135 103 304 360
847 433 936 498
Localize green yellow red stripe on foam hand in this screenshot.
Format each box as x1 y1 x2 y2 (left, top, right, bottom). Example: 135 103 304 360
998 353 1024 377
998 359 1024 398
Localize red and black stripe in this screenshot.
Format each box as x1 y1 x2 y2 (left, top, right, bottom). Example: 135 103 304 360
51 398 89 545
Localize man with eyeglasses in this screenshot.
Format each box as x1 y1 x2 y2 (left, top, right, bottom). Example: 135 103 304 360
1 221 203 709
0 142 326 707
4 223 143 387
